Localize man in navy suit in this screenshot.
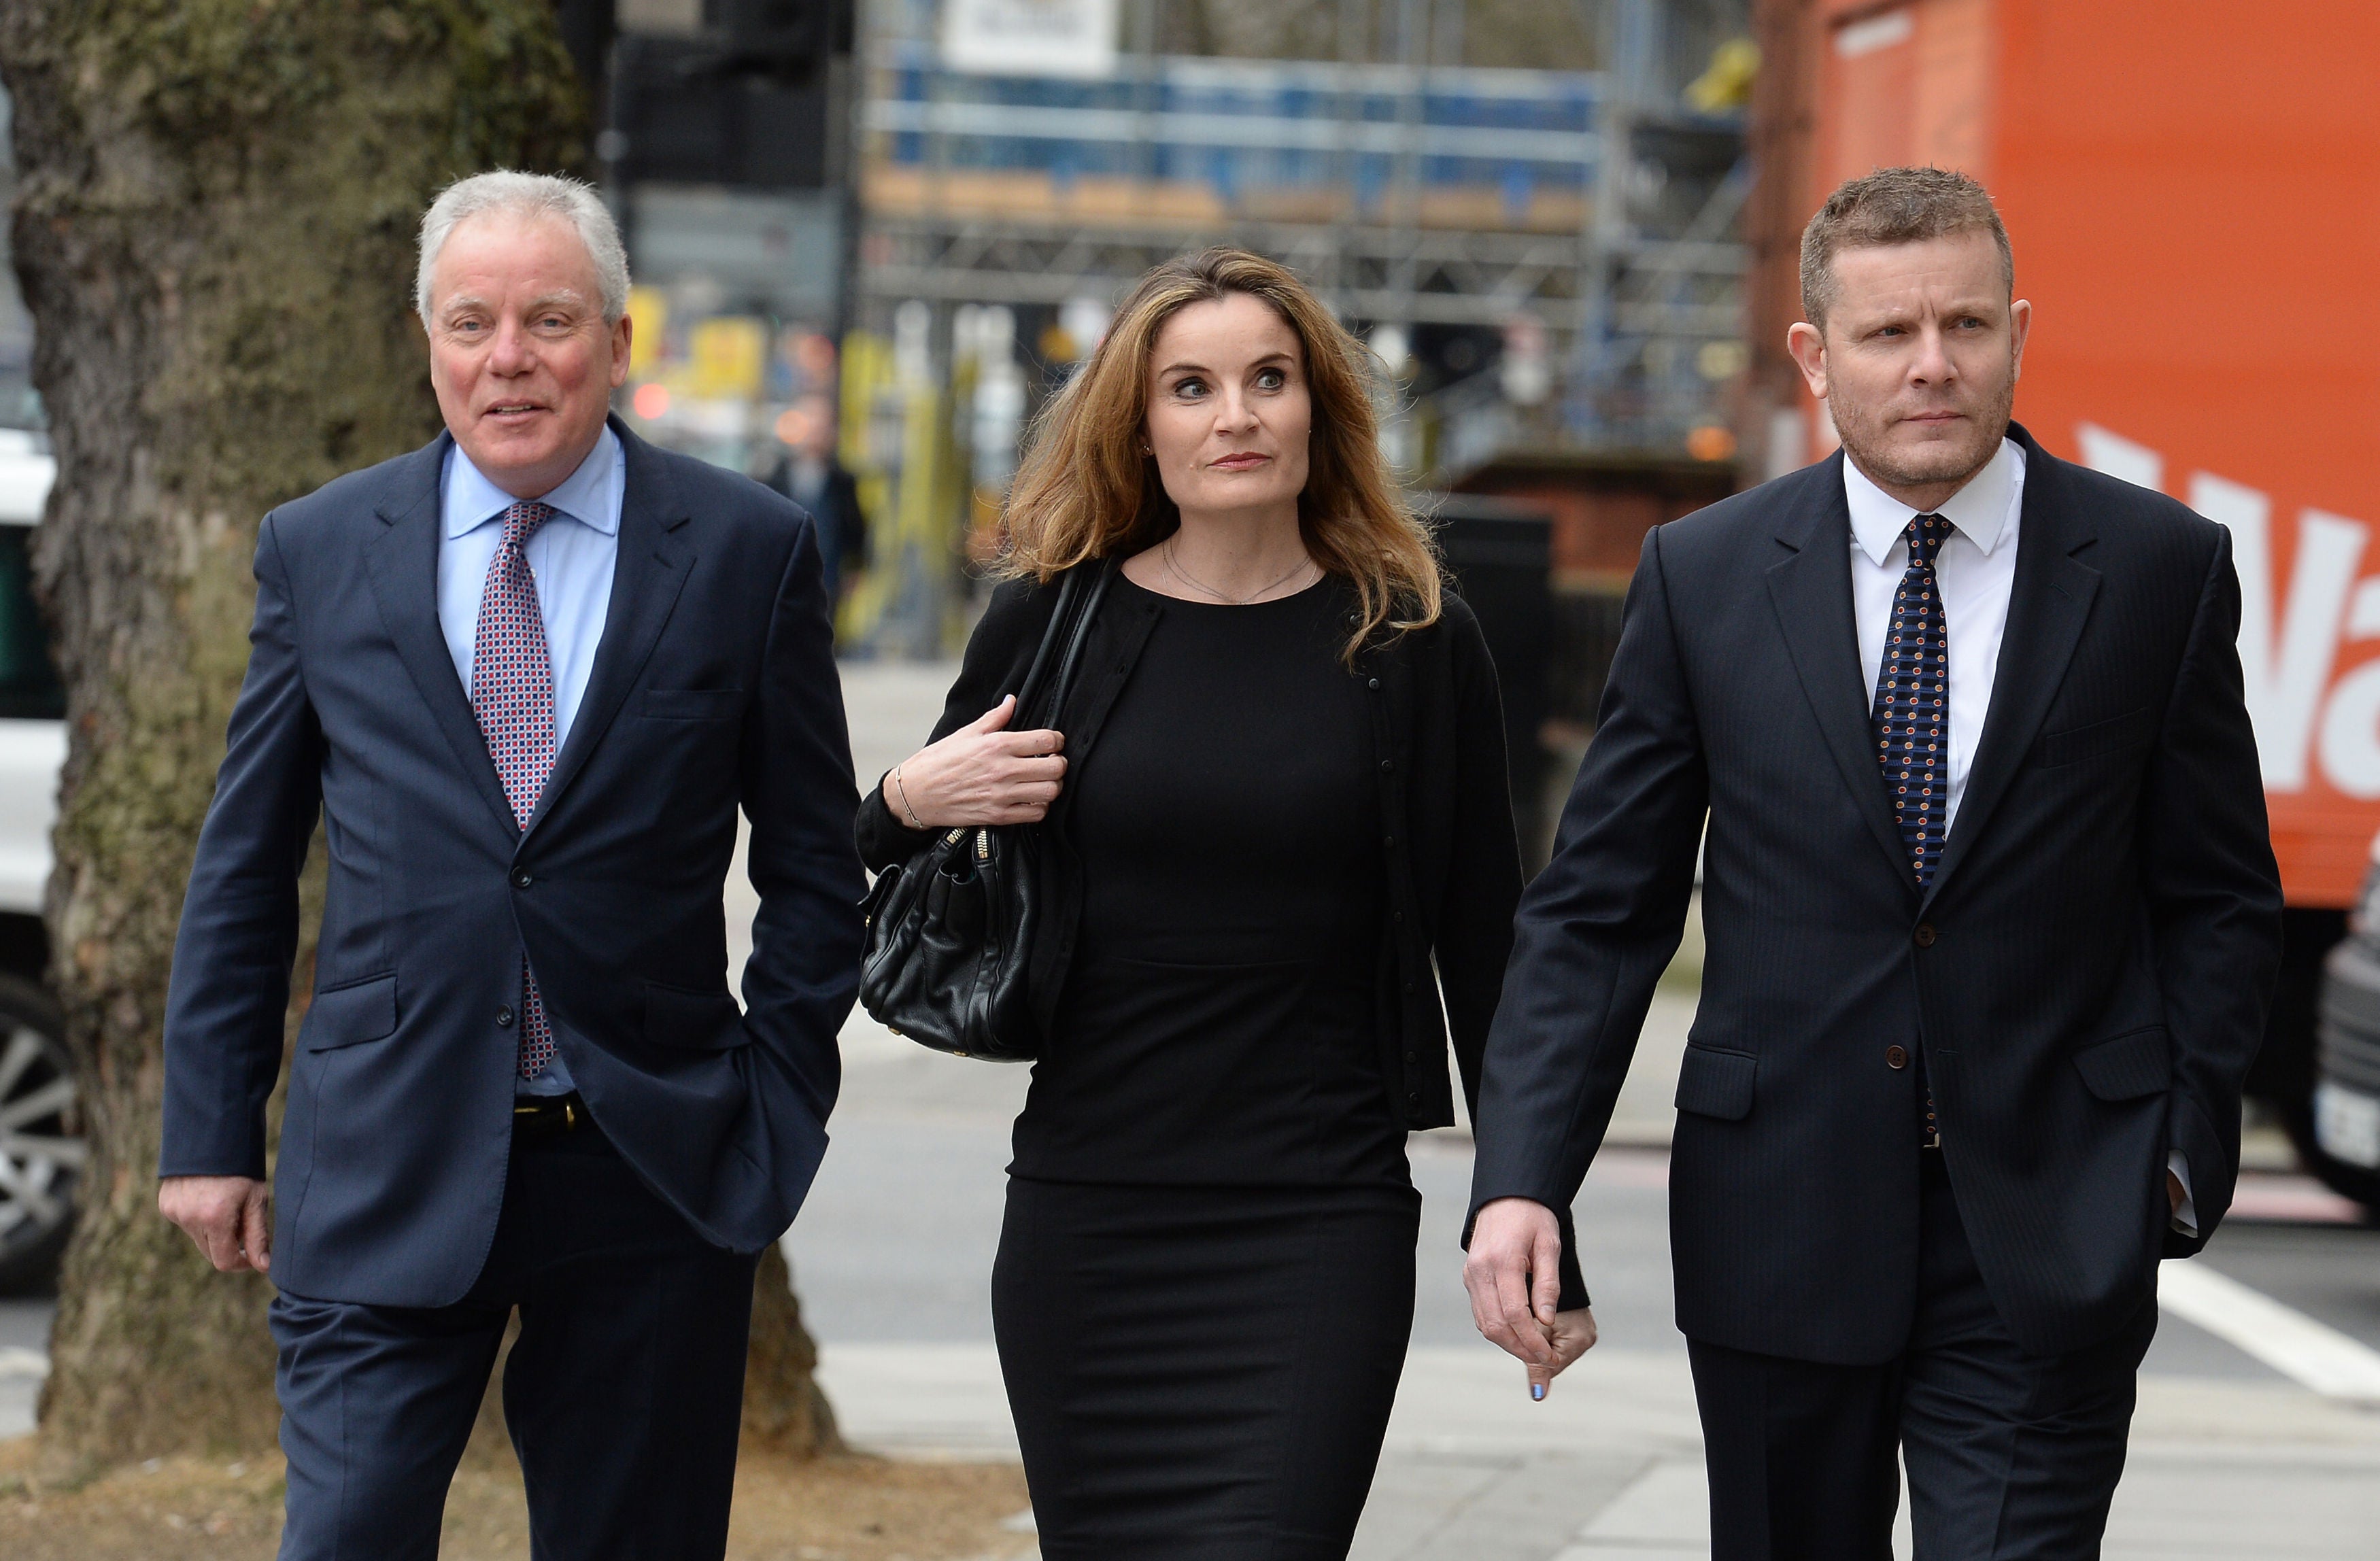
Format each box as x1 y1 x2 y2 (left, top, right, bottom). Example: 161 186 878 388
1464 169 2282 1555
157 171 864 1558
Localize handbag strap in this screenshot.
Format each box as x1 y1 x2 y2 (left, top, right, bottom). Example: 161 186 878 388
1013 558 1118 730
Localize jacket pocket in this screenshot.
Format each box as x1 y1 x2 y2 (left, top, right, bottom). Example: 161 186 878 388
302 973 398 1052
643 687 744 721
644 980 747 1050
1675 1044 1757 1121
2072 1025 2171 1101
2035 707 2152 767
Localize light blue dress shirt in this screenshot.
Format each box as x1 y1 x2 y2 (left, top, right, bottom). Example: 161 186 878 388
438 428 624 1096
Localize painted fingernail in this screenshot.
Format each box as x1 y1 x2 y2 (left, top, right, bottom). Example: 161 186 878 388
1531 1383 1546 1402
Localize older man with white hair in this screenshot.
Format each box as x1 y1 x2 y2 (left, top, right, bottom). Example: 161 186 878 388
154 170 865 1557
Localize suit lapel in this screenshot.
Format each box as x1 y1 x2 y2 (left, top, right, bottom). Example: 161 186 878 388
1765 454 1917 891
523 420 695 836
364 433 521 838
1924 434 2101 907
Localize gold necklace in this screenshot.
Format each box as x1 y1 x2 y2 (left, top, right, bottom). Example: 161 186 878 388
1161 536 1316 605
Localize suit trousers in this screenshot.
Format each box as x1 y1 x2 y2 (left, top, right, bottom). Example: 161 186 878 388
269 1116 761 1561
1688 1151 2157 1561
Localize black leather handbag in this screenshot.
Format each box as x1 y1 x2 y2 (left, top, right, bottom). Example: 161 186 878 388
856 558 1117 1061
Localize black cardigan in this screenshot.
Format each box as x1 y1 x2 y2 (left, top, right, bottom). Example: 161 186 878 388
856 567 1525 1132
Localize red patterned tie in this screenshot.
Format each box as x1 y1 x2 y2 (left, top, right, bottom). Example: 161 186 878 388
470 500 559 1080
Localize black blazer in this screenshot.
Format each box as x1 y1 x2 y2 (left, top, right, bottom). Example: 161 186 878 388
857 570 1525 1131
161 419 868 1307
1468 424 2284 1362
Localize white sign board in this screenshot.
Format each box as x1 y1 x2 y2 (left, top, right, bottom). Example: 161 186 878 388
941 0 1120 80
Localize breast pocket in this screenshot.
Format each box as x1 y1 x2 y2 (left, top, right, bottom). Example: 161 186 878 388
2034 707 2153 768
643 687 744 722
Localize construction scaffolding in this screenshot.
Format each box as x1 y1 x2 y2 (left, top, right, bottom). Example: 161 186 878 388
838 0 1752 654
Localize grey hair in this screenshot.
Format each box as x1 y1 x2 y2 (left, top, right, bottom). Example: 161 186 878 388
415 171 630 323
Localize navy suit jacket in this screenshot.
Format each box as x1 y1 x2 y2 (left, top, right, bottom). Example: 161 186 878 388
161 417 866 1308
1469 424 2284 1362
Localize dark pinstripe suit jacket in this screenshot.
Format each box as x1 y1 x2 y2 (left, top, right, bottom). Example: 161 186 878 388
1467 422 2284 1362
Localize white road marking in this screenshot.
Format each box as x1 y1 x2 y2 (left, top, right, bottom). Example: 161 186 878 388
2160 1260 2380 1403
0 1345 46 1379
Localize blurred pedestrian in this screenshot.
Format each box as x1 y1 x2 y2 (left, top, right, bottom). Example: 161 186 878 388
156 171 864 1558
857 247 1524 1558
1465 167 2283 1557
764 396 866 598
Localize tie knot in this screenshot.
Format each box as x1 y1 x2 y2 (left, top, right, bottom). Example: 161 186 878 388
1905 512 1952 566
502 500 557 551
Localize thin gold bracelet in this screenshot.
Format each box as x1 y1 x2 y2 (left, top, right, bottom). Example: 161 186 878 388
891 765 926 830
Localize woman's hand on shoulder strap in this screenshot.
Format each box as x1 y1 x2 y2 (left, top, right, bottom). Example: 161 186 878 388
883 696 1067 828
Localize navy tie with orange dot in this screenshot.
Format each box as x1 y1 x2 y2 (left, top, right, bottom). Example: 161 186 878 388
1873 512 1952 882
1872 511 1951 1145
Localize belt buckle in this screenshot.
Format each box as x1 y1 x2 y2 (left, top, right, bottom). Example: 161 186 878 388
513 1095 581 1132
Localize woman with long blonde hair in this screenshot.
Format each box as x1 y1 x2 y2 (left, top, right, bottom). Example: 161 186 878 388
857 249 1533 1556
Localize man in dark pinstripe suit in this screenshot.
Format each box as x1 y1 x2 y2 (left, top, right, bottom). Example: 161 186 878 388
1463 169 2283 1556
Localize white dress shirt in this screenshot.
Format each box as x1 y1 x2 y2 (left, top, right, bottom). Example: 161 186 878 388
437 428 623 1097
1846 437 2024 834
1842 439 2194 1233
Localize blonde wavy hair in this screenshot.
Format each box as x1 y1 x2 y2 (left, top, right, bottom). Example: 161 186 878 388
999 247 1442 660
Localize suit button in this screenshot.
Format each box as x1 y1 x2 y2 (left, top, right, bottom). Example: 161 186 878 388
1886 1044 1908 1069
1404 1050 1418 1064
496 1006 516 1029
1913 923 1937 947
511 869 534 890
1380 759 1395 772
1367 678 1381 691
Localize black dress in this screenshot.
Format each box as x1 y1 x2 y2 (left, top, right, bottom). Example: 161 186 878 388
991 574 1418 1558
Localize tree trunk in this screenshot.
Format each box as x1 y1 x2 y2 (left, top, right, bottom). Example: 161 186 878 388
0 0 585 1469
461 1244 843 1466
741 1244 844 1458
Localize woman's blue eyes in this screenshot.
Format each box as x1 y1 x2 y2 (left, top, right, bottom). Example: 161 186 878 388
1171 370 1288 396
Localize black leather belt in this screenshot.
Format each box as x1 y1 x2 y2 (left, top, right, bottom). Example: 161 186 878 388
512 1091 590 1137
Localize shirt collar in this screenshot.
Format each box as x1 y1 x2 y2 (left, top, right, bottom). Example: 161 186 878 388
1843 435 2024 566
442 426 624 541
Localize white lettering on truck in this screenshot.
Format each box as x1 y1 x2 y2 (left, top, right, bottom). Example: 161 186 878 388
2078 423 2375 795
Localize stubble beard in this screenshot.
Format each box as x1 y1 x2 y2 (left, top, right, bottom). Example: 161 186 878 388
1831 360 2018 495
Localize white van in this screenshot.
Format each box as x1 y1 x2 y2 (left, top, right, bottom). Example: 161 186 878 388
0 428 71 1293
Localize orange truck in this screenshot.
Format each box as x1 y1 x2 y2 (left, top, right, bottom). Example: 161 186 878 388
1742 0 2380 1203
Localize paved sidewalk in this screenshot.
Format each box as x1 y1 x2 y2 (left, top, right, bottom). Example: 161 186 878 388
821 1339 2380 1560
